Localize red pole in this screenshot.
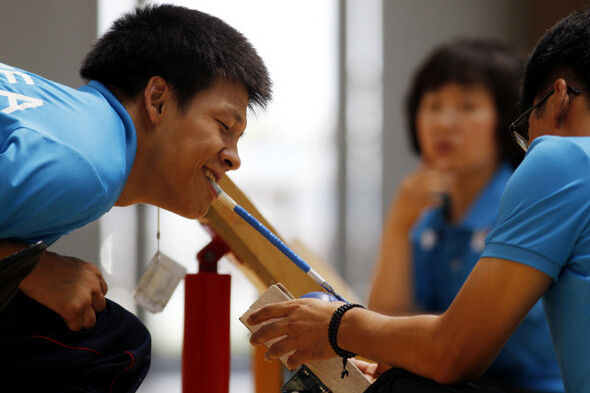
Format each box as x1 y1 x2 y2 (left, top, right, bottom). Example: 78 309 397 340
182 234 231 393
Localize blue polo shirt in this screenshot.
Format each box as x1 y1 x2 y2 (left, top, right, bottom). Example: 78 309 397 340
412 163 563 392
0 62 136 245
484 136 590 393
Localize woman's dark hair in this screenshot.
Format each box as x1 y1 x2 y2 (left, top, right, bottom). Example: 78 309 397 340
405 38 525 168
80 4 272 112
522 7 590 116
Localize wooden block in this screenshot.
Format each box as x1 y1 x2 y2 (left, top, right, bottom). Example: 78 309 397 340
240 284 371 393
252 344 283 393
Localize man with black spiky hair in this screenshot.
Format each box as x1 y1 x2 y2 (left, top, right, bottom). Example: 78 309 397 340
0 4 271 391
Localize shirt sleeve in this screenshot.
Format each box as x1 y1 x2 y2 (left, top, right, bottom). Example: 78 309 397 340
483 136 590 280
0 127 106 244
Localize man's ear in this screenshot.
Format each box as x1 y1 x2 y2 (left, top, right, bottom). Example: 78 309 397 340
144 76 169 124
551 78 571 129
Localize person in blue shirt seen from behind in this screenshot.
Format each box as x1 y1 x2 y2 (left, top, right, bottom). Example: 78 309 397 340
369 38 563 393
247 9 590 392
0 4 271 392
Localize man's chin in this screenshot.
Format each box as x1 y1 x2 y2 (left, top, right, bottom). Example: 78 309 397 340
191 204 211 220
197 205 211 219
170 203 210 220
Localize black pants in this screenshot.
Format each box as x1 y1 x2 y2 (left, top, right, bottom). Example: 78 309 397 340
0 291 151 392
364 368 506 393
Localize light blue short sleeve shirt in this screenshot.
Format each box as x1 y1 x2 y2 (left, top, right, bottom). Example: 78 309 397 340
483 135 590 393
0 63 136 244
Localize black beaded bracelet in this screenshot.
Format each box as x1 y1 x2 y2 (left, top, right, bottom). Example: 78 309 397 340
328 303 365 378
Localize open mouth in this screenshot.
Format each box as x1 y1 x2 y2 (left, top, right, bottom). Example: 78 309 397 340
204 168 217 183
204 168 222 198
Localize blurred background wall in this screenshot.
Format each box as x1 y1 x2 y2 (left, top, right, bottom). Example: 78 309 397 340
1 0 587 391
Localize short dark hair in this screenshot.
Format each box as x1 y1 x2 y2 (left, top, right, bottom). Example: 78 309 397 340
405 38 525 168
522 7 590 114
80 4 272 111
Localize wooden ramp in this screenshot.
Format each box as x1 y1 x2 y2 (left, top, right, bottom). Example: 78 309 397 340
198 176 368 392
199 176 361 302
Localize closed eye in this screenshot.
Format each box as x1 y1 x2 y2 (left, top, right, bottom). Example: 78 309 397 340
217 120 229 131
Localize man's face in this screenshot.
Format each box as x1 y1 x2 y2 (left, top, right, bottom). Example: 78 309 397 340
153 77 249 218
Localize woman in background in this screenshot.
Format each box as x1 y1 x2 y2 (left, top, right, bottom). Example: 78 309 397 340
368 38 563 393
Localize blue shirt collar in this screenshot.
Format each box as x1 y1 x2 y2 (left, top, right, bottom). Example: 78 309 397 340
85 80 137 184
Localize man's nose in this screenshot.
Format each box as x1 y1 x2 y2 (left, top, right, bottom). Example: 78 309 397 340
221 147 241 171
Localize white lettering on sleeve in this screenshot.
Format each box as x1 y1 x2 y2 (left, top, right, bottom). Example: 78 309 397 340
0 90 43 114
0 69 34 85
0 63 35 85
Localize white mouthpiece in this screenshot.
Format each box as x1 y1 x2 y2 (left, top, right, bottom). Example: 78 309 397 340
210 179 223 196
209 180 238 209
